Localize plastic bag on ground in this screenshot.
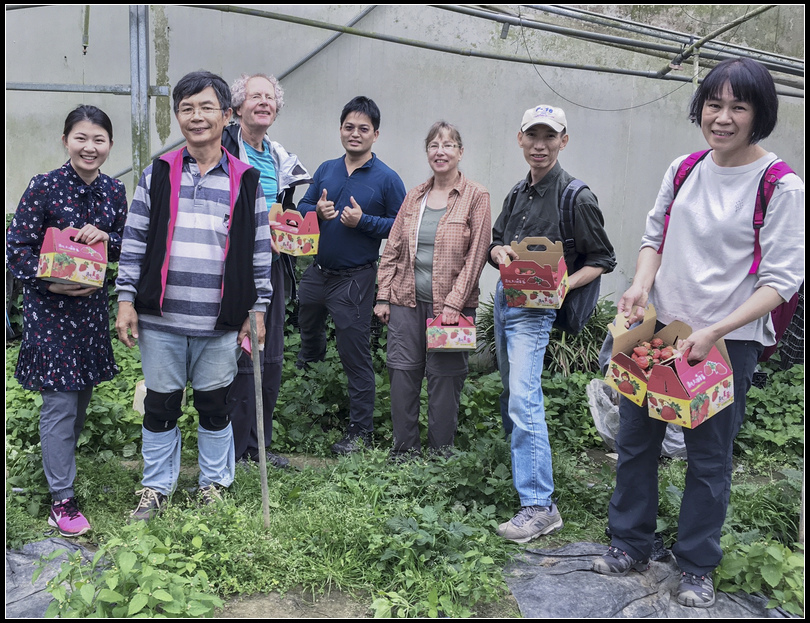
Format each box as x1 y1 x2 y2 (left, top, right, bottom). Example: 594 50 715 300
588 378 687 459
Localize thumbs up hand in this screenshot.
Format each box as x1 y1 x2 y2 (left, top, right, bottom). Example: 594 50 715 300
340 196 363 228
316 188 337 220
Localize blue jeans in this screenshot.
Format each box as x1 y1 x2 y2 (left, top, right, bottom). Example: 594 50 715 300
494 280 557 508
138 327 240 495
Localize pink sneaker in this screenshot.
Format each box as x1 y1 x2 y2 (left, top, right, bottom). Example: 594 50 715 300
48 498 92 537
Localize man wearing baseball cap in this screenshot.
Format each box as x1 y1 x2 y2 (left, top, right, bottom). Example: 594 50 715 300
488 105 616 543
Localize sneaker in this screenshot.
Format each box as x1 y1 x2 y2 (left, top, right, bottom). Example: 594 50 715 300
331 431 372 455
240 451 290 469
130 487 167 523
48 498 91 537
592 545 650 575
198 484 224 506
497 503 564 543
677 571 715 608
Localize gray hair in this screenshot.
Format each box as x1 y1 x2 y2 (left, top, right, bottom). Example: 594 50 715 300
230 73 285 118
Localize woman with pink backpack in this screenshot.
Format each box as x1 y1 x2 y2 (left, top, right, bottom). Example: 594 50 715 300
591 58 804 608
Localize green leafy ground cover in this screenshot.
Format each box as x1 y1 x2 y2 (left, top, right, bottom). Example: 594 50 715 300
5 287 805 617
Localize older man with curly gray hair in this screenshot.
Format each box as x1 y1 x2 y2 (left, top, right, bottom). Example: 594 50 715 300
222 72 312 470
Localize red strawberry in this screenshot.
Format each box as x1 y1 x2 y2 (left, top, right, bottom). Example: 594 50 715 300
633 346 649 357
650 338 664 348
302 242 312 254
703 363 713 376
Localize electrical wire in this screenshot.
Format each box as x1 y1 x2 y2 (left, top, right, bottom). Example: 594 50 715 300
517 8 694 112
516 5 770 113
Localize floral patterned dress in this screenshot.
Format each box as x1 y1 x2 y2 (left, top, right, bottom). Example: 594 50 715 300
6 162 128 391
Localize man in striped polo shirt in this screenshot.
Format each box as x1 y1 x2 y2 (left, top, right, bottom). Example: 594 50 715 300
116 71 274 521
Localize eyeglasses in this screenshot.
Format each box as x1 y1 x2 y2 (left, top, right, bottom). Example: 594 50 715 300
427 142 459 153
248 93 276 103
177 106 222 118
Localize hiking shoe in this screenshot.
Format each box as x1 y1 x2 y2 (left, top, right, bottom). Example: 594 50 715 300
388 448 420 464
240 451 290 469
198 484 224 506
677 572 715 608
592 546 650 575
497 503 564 543
331 431 372 455
265 451 290 469
48 498 91 537
130 487 167 523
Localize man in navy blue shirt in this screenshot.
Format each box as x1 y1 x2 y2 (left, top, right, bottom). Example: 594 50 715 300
297 96 406 454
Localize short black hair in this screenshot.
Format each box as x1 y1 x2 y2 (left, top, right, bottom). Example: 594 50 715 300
340 96 381 131
172 70 231 115
63 105 114 141
688 58 778 144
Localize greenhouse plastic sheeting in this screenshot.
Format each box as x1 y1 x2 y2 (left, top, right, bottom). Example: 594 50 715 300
6 538 94 618
504 542 793 618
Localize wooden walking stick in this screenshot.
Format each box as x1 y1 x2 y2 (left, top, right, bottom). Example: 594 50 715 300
249 310 271 529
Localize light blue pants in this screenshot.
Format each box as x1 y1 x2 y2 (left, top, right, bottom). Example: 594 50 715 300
138 327 240 495
494 280 557 508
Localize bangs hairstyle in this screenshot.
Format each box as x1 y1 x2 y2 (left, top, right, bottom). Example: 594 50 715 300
688 58 778 144
230 73 285 117
424 121 463 151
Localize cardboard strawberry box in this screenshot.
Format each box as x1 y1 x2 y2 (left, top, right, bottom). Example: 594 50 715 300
499 237 569 308
269 203 319 256
646 334 733 429
36 227 108 287
426 314 476 351
604 305 734 428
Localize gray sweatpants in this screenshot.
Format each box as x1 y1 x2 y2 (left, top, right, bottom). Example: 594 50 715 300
40 388 93 501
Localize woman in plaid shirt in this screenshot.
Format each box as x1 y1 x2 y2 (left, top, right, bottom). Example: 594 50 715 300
375 121 491 460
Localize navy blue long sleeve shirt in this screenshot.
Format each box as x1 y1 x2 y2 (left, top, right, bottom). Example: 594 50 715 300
298 153 406 269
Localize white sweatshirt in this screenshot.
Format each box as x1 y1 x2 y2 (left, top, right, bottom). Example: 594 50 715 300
640 151 805 346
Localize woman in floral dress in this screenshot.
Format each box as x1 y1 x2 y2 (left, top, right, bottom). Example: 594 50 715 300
6 105 128 537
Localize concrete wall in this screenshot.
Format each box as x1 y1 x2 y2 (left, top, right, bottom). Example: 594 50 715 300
5 4 805 305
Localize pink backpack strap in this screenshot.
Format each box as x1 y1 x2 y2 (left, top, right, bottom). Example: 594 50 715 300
658 150 711 254
750 160 794 274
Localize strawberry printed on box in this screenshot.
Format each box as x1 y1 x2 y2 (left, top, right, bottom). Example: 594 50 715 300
268 203 319 256
426 314 476 352
36 227 108 287
499 237 569 309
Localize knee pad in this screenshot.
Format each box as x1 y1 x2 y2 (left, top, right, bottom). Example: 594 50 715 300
143 389 184 433
195 385 232 432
